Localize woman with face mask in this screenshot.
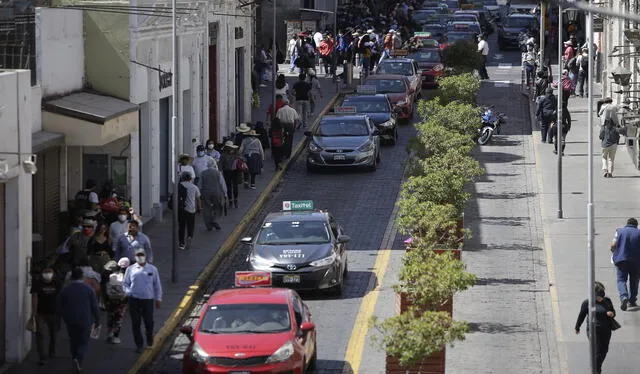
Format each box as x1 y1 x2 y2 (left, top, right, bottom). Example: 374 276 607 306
30 267 61 365
104 257 130 344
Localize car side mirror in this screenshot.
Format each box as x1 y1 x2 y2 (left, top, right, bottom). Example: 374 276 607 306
372 130 381 136
337 234 351 243
300 322 316 332
180 325 194 341
241 237 253 244
304 131 312 137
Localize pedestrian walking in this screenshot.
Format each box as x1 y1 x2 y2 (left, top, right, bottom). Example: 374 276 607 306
276 99 301 158
219 141 241 208
30 267 61 365
113 220 153 264
200 158 227 231
287 34 297 63
123 248 162 353
109 207 139 251
58 267 100 373
307 71 323 115
536 87 557 143
598 97 621 178
610 217 640 310
575 282 617 374
292 73 312 128
205 139 221 162
176 154 196 181
103 257 129 344
240 130 265 189
269 118 287 170
576 47 589 97
192 144 216 186
477 34 490 80
178 172 201 250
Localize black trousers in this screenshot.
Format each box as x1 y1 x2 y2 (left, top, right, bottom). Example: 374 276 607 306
272 146 285 168
35 313 58 360
223 170 239 199
479 55 489 79
595 329 612 373
128 298 154 349
178 210 195 244
66 323 91 363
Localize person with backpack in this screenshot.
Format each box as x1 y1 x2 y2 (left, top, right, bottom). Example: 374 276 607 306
177 172 201 250
269 118 287 170
576 47 590 97
74 179 99 215
599 98 622 178
104 257 130 344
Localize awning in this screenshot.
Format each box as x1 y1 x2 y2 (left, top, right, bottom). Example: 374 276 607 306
42 92 139 147
32 131 64 153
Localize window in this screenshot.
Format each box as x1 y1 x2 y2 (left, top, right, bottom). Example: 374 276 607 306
257 220 331 244
292 297 304 326
329 217 340 237
199 304 291 333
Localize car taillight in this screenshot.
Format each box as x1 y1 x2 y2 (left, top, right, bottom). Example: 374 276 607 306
433 64 444 72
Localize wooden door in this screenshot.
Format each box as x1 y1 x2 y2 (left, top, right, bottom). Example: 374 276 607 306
209 45 219 142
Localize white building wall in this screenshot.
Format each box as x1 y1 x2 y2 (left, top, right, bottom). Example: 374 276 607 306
34 8 84 98
0 70 34 362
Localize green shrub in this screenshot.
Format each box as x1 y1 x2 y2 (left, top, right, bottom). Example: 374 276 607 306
441 41 484 75
414 120 475 158
437 73 481 105
397 199 463 247
418 99 481 136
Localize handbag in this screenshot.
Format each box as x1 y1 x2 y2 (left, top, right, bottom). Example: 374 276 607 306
25 316 37 332
235 158 249 173
611 317 621 331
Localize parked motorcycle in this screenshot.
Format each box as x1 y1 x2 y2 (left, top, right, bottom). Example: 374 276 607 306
477 107 507 145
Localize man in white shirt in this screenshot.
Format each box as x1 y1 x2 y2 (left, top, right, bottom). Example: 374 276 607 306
178 172 201 250
192 144 216 186
275 99 301 159
477 34 490 80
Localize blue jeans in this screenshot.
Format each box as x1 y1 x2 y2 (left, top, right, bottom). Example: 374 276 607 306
616 260 640 303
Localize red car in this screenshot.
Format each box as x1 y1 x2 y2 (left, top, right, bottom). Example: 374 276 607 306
180 281 317 374
407 49 445 88
364 74 417 121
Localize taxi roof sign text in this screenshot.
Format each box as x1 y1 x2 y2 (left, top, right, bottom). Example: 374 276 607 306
282 200 314 211
390 49 409 56
334 106 357 114
235 271 272 287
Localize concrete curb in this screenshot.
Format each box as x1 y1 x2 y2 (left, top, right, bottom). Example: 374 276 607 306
127 92 343 374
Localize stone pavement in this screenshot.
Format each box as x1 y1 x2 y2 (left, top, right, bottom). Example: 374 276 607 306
446 78 559 374
533 81 640 373
4 65 343 374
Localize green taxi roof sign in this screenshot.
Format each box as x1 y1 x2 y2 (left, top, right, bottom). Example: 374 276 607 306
414 31 432 37
282 200 314 211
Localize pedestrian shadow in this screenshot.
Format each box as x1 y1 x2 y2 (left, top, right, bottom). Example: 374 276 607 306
475 191 536 200
480 216 530 226
475 277 535 286
464 243 543 252
472 151 525 164
467 321 540 334
488 138 523 147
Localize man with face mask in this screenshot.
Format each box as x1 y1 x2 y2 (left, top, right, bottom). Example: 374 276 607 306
123 248 162 353
192 144 216 187
114 220 153 264
205 139 221 162
68 219 95 267
109 207 133 250
30 267 61 365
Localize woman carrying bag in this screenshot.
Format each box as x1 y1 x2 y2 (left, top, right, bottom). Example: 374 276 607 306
575 281 619 374
239 130 264 190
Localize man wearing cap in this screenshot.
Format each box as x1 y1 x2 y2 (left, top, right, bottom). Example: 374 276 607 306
276 99 301 158
123 248 162 353
192 144 216 186
58 267 100 373
477 34 490 80
114 220 153 264
536 86 558 143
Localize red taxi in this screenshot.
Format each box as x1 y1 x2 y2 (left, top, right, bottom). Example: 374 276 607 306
407 49 445 88
180 272 317 374
363 74 417 121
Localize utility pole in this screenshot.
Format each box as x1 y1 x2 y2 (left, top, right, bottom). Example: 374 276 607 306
272 0 277 118
556 6 563 219
171 0 180 283
539 1 546 66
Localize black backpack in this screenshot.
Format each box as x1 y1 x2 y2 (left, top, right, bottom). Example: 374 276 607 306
74 190 91 210
168 183 188 211
580 55 589 71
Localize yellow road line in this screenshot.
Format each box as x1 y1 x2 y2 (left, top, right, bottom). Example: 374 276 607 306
531 133 569 374
343 203 399 374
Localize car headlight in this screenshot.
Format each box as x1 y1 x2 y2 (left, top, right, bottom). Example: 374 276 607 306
309 142 322 153
310 252 337 267
357 141 375 152
266 341 294 363
190 342 209 364
378 120 394 128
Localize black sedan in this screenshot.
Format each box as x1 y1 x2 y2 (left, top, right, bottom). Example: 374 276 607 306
304 114 381 171
341 94 399 143
244 209 350 295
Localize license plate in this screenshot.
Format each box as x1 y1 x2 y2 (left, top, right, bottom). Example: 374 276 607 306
333 155 346 160
283 275 301 283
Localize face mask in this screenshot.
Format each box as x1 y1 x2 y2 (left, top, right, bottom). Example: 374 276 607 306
42 273 54 281
197 151 205 157
83 227 93 235
118 214 127 222
207 144 214 150
135 255 146 264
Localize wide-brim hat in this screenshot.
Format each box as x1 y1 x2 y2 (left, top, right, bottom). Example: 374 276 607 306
246 130 259 136
236 123 251 133
224 140 238 149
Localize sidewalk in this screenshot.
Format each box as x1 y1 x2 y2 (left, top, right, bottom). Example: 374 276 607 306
532 83 640 373
5 65 344 374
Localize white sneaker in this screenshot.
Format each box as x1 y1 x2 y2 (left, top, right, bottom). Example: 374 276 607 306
112 337 121 344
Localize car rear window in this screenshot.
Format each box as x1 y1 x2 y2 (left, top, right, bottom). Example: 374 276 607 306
408 51 441 63
365 79 407 93
257 220 331 244
504 17 536 29
377 62 413 76
200 304 291 334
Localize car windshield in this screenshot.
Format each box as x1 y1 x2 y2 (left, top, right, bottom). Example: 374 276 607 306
504 17 535 29
365 79 406 93
408 51 440 63
342 99 390 112
452 15 477 23
200 304 291 334
256 220 331 244
377 62 413 76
